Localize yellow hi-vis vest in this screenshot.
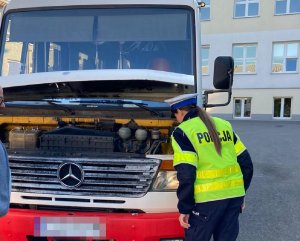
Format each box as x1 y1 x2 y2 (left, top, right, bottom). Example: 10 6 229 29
171 117 246 203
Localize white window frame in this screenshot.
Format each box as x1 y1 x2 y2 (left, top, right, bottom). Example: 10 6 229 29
233 44 257 74
233 97 252 119
273 97 292 119
201 1 210 21
234 0 260 18
201 45 210 75
272 42 299 73
275 0 300 15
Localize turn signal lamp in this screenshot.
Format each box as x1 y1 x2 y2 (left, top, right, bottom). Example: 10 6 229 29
159 159 174 171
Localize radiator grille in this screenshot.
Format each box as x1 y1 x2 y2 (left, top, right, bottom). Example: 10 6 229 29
9 155 160 198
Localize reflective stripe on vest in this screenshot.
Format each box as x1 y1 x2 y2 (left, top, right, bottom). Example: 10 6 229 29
171 134 198 167
197 163 241 179
234 134 247 156
176 116 245 203
195 179 244 192
173 152 198 167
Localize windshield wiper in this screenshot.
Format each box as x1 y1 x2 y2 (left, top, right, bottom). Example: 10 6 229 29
5 100 75 115
71 100 165 117
46 100 75 115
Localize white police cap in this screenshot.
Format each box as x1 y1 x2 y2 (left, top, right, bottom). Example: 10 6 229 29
164 93 198 110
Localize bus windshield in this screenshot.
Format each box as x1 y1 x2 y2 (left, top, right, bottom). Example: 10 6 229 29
0 7 194 77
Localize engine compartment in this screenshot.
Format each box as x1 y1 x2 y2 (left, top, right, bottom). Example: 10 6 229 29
3 116 175 201
5 118 174 156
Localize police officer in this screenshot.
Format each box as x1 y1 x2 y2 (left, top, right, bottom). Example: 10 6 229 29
0 85 10 217
165 93 253 241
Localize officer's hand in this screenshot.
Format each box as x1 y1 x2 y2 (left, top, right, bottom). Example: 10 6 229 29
179 213 191 229
241 201 246 210
240 199 246 213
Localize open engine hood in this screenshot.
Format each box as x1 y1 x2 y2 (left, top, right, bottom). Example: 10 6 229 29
1 69 194 101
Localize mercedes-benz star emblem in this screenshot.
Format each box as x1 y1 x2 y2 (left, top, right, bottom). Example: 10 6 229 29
57 162 84 188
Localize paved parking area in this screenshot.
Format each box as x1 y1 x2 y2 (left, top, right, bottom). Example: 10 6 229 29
230 120 300 241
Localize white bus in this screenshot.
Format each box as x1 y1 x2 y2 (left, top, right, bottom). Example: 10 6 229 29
0 0 233 240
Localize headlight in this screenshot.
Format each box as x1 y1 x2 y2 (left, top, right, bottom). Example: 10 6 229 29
151 171 179 191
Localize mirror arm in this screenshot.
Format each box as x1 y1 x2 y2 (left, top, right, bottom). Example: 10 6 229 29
203 89 232 108
203 71 233 108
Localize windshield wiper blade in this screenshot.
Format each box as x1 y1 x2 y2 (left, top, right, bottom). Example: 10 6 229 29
72 100 164 117
5 100 75 115
46 100 75 115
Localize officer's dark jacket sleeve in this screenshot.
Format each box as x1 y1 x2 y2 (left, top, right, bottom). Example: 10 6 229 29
0 141 10 217
233 132 253 191
173 128 196 214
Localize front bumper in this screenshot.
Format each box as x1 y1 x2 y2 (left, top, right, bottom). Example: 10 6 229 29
0 208 184 241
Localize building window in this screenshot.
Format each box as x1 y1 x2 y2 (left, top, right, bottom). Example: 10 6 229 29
233 44 257 73
275 0 300 14
201 46 209 75
272 42 299 73
234 0 259 18
201 0 210 20
273 97 292 118
234 98 252 118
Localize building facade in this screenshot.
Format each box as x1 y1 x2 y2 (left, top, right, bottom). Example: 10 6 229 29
0 0 8 18
201 0 300 121
0 0 8 8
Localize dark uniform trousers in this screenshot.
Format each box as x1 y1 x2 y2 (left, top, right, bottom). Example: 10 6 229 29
185 196 244 241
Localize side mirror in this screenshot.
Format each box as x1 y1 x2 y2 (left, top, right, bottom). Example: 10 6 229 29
213 56 234 90
203 56 234 108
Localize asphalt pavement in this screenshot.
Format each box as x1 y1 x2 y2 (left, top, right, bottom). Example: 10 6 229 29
230 120 300 241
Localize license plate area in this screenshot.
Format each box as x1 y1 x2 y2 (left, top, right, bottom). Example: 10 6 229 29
27 236 116 241
53 240 114 241
27 238 114 241
34 217 106 239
